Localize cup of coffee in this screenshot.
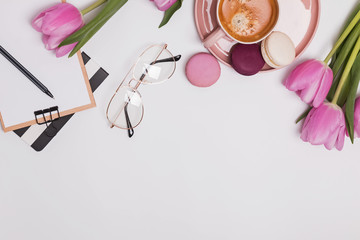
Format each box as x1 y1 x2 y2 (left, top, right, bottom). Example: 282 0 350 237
203 0 279 48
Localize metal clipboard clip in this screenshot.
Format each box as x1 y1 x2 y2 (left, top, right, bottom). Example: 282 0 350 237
34 106 60 137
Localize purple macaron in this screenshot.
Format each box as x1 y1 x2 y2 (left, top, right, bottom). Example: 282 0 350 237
231 43 265 76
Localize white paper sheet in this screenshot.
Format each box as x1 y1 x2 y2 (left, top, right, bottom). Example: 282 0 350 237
0 0 93 130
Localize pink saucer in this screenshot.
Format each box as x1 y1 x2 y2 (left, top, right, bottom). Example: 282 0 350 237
194 0 320 72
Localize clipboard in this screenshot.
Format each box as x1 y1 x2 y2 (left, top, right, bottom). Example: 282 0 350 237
14 52 109 152
0 0 95 133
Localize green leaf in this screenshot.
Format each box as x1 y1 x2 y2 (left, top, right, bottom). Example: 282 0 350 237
296 107 312 124
59 0 128 57
345 52 360 143
332 22 360 77
329 2 360 68
327 22 360 102
159 0 183 28
327 64 345 102
329 51 338 69
343 2 360 33
337 75 352 107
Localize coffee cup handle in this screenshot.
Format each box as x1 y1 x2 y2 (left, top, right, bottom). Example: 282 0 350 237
203 27 226 48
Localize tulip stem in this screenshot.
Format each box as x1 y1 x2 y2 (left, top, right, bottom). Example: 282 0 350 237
81 0 107 15
332 35 360 105
324 9 360 64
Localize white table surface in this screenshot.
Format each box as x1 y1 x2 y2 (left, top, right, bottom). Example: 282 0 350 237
1 0 360 239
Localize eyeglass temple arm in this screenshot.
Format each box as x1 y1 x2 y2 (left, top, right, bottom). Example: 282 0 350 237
124 104 134 138
152 55 181 64
138 55 182 82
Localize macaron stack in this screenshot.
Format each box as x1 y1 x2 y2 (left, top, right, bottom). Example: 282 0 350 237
185 31 296 87
231 31 296 76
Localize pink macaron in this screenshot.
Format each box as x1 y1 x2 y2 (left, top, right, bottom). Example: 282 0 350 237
186 53 221 87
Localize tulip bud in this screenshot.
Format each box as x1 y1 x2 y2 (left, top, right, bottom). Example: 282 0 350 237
301 103 346 150
32 3 84 57
285 59 333 108
150 0 178 11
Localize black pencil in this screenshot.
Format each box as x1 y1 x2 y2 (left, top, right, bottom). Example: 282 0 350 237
0 45 54 99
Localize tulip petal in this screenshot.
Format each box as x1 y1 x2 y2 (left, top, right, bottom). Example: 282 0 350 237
285 60 323 92
300 107 316 142
32 4 60 32
312 67 333 108
153 0 178 11
55 42 77 58
298 72 322 105
285 59 333 107
301 103 346 150
42 35 51 50
324 125 341 150
50 16 84 37
305 105 332 145
45 35 65 50
32 3 84 57
335 125 346 151
40 3 82 35
32 17 44 32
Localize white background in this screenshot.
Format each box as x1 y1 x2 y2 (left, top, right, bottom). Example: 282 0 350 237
1 0 360 239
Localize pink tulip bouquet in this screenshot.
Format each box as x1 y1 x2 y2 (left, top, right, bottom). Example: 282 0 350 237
32 0 183 57
285 3 360 150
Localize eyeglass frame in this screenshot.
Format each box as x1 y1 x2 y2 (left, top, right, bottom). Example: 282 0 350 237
106 44 181 137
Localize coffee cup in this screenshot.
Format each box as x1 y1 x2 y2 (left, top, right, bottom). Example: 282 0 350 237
203 0 279 48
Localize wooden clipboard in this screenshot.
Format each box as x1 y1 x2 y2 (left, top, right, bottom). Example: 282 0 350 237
0 0 96 133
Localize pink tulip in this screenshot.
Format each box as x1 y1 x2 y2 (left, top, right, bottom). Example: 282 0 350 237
150 0 178 11
32 3 84 57
285 59 333 108
353 97 360 138
301 103 346 150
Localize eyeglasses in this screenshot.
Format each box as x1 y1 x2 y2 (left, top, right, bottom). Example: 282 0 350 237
106 44 181 138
